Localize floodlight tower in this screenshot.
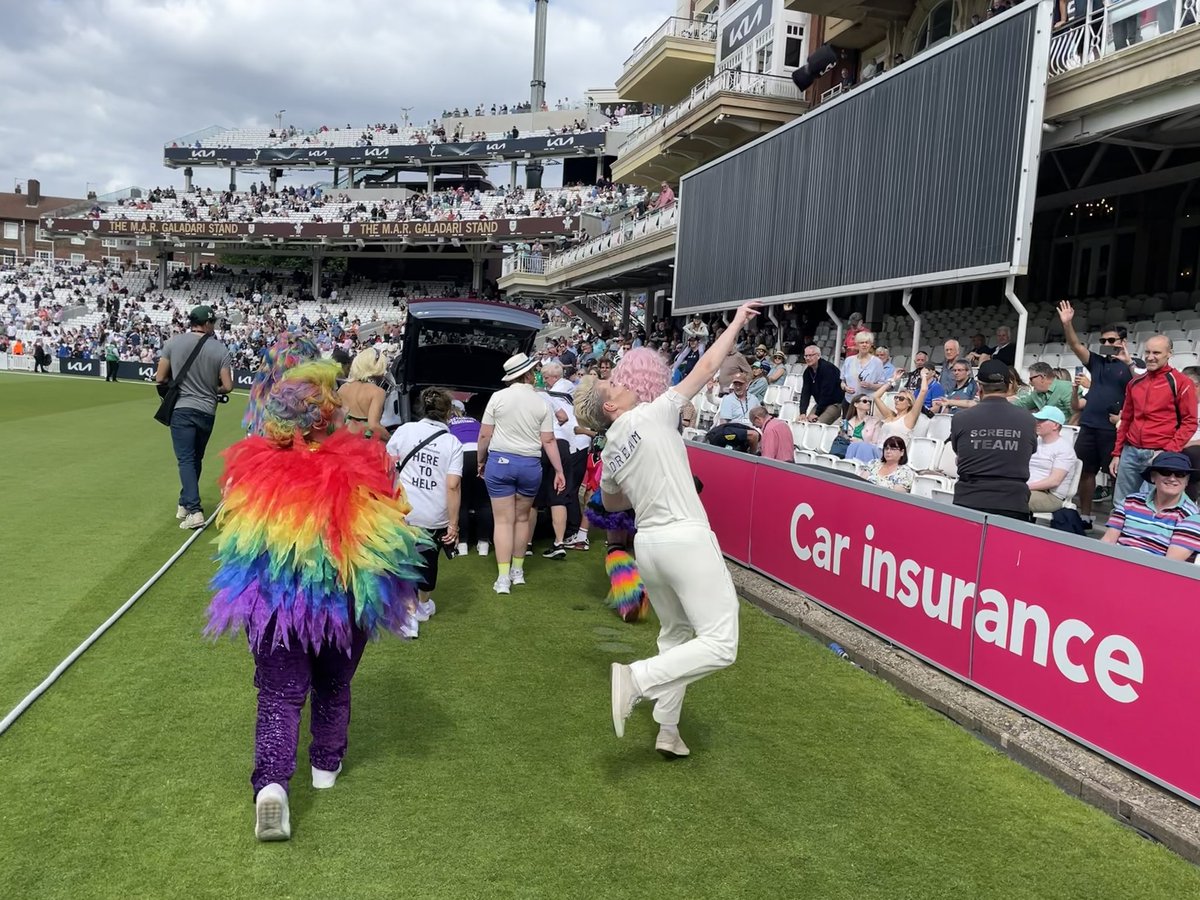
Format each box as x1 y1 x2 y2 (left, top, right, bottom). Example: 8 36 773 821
526 0 549 188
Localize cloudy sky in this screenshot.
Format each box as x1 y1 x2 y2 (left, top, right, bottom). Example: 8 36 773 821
0 0 675 199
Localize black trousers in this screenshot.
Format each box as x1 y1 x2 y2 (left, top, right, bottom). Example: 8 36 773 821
567 448 587 536
105 359 119 381
458 450 494 544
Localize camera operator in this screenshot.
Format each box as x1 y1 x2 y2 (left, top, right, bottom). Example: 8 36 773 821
156 305 233 529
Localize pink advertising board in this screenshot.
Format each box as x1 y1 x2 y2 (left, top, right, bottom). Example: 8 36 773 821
745 461 983 677
683 445 1200 803
687 446 756 563
971 525 1200 801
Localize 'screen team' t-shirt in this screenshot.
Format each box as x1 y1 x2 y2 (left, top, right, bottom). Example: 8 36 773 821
386 419 463 530
601 389 708 531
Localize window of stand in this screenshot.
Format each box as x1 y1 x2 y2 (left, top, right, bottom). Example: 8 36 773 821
913 0 955 55
35 250 52 262
784 23 805 69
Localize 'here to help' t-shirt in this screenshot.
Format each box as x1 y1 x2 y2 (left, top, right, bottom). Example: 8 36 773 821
600 389 708 532
386 419 463 530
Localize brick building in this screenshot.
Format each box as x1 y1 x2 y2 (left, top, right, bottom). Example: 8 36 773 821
0 181 140 267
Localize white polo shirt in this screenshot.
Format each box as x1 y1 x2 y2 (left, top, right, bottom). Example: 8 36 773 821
601 389 709 532
386 419 464 530
482 382 554 458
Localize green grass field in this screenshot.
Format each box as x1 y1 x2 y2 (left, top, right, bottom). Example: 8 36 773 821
2 371 1198 899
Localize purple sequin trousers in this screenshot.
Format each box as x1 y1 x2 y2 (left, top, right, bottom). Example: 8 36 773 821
249 626 368 796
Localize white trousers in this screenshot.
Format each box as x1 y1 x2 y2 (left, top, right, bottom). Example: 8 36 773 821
630 523 739 726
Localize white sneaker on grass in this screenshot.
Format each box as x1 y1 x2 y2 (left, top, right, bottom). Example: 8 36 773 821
477 541 490 556
400 620 419 639
179 511 205 530
176 505 187 520
655 728 690 759
611 663 640 739
312 763 342 790
510 568 526 586
456 542 468 557
493 576 511 595
254 783 291 841
417 598 436 619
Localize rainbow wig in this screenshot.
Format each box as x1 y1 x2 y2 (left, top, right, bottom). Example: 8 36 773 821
610 347 670 405
260 360 342 448
207 362 430 654
243 334 322 436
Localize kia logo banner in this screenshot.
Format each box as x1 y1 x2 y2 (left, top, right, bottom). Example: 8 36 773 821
43 216 581 243
164 132 606 167
719 0 773 60
60 359 101 376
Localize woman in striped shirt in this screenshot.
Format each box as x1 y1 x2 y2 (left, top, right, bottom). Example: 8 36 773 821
1102 452 1200 561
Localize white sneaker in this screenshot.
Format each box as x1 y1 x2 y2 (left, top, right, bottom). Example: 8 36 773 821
418 598 436 619
493 576 511 595
655 728 691 759
611 663 639 739
179 511 205 530
254 783 291 841
176 505 187 520
400 619 419 639
477 541 489 556
456 542 468 557
312 763 342 790
510 568 526 586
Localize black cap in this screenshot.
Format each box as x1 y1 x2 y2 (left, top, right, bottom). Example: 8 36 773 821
977 359 1009 384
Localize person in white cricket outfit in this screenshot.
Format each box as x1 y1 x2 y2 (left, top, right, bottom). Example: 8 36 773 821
574 300 761 758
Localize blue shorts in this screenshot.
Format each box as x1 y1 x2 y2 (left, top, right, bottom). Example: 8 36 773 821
484 453 542 498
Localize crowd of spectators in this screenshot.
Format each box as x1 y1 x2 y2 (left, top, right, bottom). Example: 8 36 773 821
93 182 636 227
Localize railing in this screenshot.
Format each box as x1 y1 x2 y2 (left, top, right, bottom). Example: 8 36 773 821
502 251 547 276
624 16 717 71
1048 0 1198 78
618 68 806 158
546 205 678 275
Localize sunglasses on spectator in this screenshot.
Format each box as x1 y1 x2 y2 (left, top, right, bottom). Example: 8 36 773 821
1099 337 1122 344
856 399 871 405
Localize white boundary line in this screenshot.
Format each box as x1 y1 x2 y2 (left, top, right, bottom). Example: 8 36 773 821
0 505 221 737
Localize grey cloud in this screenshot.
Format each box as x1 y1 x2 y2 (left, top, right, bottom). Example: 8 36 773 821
0 0 672 197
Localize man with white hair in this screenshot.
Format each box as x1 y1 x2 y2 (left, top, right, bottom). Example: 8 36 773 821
573 300 761 759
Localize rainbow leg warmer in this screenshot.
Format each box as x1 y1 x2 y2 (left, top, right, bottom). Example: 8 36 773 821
605 547 649 623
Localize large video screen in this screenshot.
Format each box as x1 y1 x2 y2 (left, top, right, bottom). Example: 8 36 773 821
673 4 1048 312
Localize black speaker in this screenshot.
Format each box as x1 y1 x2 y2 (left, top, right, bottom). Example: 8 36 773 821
790 44 839 92
808 44 838 77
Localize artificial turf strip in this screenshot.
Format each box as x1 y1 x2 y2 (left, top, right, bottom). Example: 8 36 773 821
0 373 247 713
3 375 1199 899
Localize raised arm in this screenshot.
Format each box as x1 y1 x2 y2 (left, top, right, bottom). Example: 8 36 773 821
675 301 762 400
1058 301 1090 366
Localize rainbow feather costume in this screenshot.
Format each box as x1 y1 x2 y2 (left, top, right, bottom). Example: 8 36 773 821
205 429 430 654
242 335 321 437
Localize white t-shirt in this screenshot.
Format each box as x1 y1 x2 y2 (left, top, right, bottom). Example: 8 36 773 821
1028 436 1077 500
482 382 554 457
386 419 463 530
601 389 709 532
545 378 585 452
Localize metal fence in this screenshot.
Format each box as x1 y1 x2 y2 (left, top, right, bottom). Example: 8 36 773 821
623 15 717 71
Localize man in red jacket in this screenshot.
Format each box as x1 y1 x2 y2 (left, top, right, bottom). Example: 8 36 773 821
1110 336 1198 507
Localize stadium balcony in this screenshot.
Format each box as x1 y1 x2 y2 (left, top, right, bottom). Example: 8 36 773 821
499 204 678 316
616 15 720 106
1043 2 1200 151
611 67 808 187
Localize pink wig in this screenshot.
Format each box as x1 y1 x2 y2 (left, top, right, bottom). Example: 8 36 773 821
610 347 670 405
